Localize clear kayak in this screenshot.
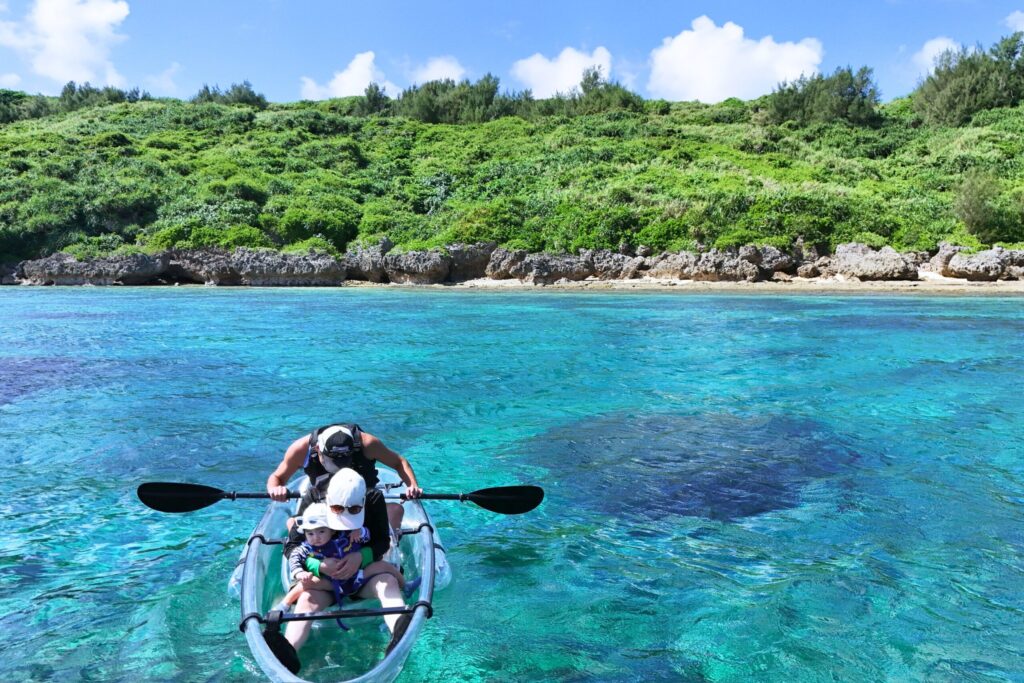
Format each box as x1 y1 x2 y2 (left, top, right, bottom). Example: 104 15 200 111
230 470 452 682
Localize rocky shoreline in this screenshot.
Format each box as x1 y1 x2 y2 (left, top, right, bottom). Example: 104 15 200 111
3 240 1024 291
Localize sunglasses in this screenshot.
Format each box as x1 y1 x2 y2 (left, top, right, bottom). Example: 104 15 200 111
329 504 364 515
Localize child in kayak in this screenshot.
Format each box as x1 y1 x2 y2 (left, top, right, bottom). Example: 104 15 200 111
284 502 380 606
282 469 415 657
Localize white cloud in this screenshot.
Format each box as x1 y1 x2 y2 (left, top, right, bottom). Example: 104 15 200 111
615 56 644 92
511 46 612 98
647 15 822 103
0 72 20 87
300 51 399 100
145 61 180 95
1006 11 1024 31
913 37 959 76
411 56 466 84
0 0 128 86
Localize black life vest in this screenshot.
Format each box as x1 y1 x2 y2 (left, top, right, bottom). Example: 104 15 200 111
303 423 379 500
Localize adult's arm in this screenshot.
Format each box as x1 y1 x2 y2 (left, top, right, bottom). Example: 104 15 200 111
362 431 422 499
319 553 362 580
267 434 311 501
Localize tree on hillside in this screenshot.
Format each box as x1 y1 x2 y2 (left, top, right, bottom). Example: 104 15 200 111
914 32 1024 126
358 82 391 116
59 81 149 111
395 74 516 123
575 66 645 115
766 66 880 126
396 79 454 123
0 91 58 123
0 89 31 123
391 70 641 123
192 81 268 109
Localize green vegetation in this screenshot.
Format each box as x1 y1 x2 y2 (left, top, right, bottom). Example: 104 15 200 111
914 33 1024 126
2 38 1024 263
767 66 881 127
192 81 268 110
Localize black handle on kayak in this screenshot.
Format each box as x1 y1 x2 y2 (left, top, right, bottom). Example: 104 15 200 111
137 482 301 513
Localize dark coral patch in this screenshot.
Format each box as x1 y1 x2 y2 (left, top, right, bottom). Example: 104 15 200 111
0 357 83 406
529 412 858 521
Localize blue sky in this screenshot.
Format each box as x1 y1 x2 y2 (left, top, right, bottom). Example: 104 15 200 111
2 0 1024 103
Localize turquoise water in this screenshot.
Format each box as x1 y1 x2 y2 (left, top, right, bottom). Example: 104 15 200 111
1 288 1022 682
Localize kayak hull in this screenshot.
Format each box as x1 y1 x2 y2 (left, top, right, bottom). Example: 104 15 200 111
233 470 451 682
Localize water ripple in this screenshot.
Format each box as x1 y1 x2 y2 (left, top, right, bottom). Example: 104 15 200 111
1 289 1022 681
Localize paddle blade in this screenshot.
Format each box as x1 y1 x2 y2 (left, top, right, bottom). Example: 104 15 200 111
466 485 544 515
137 482 226 513
264 630 301 674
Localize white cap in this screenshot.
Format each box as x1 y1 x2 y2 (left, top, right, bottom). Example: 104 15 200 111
297 502 344 532
325 468 366 529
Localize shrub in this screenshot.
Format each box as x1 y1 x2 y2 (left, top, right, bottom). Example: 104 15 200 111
849 231 888 248
706 98 751 124
645 99 671 115
182 226 223 248
64 233 127 259
277 200 361 251
443 197 529 245
955 171 1003 243
358 199 425 241
634 218 692 252
205 176 268 205
712 228 793 250
145 223 190 250
540 203 640 252
220 225 274 248
282 236 340 256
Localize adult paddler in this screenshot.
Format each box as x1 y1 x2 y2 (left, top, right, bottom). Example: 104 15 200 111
266 423 422 578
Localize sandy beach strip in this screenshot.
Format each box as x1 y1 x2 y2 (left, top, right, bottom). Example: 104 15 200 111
345 272 1024 296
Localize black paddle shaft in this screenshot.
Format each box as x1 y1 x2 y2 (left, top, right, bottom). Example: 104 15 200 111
138 482 544 515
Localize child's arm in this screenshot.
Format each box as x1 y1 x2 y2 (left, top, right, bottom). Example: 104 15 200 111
282 582 304 606
289 545 315 582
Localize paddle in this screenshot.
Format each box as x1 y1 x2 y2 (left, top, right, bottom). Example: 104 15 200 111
391 486 545 515
136 482 301 513
138 482 544 515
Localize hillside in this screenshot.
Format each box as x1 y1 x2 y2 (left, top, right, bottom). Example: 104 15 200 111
2 94 1023 263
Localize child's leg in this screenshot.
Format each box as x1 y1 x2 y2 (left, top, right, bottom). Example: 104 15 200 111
284 587 334 651
282 576 327 606
282 582 304 606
